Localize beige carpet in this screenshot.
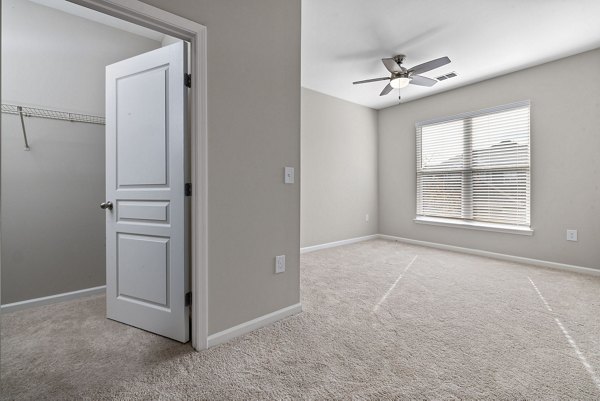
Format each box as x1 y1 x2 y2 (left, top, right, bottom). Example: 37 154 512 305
2 239 600 400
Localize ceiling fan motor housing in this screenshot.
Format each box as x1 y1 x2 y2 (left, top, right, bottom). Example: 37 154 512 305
392 55 409 78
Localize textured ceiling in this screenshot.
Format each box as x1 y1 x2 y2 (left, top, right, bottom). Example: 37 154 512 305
302 0 600 109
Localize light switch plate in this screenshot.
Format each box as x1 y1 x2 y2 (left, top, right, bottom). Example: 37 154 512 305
284 167 294 184
566 229 578 242
275 255 286 273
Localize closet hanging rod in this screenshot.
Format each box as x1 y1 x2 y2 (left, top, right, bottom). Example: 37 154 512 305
1 103 105 125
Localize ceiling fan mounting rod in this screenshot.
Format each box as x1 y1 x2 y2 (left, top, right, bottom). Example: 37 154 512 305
393 54 406 65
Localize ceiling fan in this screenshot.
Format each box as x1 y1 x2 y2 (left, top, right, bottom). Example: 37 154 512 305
353 55 451 99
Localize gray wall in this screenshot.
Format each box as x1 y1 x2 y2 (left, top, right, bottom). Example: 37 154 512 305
1 0 161 304
301 88 378 247
140 0 302 335
379 48 600 269
1 0 161 115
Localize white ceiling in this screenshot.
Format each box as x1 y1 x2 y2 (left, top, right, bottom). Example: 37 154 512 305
302 0 600 109
30 0 168 42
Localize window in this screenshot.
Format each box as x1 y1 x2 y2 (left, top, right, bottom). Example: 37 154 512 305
416 101 531 233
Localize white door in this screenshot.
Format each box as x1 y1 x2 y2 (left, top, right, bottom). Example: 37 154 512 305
104 42 190 342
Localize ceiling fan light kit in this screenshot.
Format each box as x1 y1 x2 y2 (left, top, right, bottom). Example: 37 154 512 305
353 54 452 100
390 77 410 89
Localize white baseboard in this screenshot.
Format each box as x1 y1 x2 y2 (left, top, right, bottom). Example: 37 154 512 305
378 234 600 276
1 285 106 313
300 234 378 254
207 302 302 347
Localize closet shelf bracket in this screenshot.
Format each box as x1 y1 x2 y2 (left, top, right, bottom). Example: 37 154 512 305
17 106 31 151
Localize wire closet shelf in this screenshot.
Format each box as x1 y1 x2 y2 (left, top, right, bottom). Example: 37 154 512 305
1 103 106 125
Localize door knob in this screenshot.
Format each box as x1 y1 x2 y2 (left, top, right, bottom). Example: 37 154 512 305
100 201 113 210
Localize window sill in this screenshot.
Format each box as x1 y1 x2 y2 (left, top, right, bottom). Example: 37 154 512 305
414 216 533 236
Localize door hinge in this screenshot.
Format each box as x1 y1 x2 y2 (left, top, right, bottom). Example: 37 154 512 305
185 292 192 307
185 183 192 196
184 73 192 88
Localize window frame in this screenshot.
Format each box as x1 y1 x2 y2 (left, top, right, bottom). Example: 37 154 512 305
415 100 532 235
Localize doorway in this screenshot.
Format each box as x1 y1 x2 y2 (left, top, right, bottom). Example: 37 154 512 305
1 0 207 349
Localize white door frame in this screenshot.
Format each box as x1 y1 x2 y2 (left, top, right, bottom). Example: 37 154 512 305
68 0 208 350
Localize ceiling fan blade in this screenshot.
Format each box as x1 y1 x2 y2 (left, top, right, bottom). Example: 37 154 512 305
408 56 451 75
410 75 437 87
382 58 402 73
353 77 390 85
379 83 393 96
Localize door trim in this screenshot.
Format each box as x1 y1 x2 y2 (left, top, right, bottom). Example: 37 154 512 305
68 0 208 350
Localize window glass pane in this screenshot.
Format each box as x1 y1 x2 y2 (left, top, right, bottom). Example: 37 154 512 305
472 170 530 225
472 107 529 169
418 173 463 219
420 120 464 171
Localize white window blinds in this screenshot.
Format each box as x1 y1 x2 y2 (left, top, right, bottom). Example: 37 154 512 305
416 101 530 227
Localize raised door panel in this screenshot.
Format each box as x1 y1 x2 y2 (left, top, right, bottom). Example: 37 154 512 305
118 201 169 224
116 67 168 187
117 234 169 307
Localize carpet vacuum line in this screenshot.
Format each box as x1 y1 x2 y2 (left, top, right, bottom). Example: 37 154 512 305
527 276 600 392
372 255 418 313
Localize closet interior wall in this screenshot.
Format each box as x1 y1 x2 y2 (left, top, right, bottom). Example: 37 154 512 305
1 0 162 304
